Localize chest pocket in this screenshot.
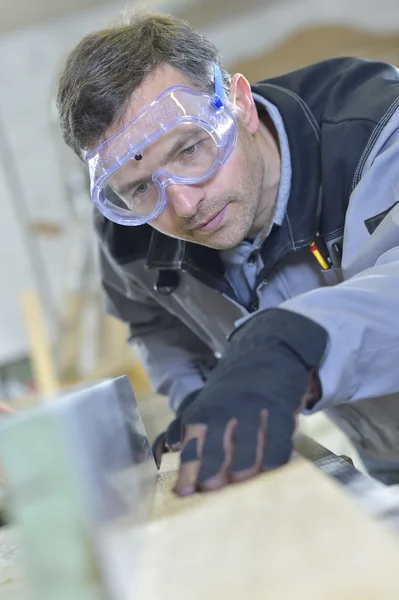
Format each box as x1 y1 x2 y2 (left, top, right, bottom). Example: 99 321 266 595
319 235 344 286
319 267 343 286
265 243 341 304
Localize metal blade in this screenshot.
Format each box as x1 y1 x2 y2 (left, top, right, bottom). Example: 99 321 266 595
0 375 158 600
294 433 399 533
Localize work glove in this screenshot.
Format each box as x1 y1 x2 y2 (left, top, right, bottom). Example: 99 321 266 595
152 389 200 468
155 308 328 496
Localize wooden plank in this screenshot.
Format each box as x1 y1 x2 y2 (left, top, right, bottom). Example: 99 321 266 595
20 290 59 399
56 292 85 381
129 459 399 600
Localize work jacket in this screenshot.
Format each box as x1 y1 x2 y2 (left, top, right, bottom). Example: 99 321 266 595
96 57 399 462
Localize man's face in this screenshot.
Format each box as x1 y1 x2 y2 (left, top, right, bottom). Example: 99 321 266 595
105 65 280 250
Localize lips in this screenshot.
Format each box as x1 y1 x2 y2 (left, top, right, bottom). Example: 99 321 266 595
190 205 229 233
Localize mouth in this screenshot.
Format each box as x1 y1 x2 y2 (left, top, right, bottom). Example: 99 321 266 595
190 204 229 234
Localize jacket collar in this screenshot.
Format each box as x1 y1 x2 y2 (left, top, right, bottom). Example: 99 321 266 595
251 82 322 274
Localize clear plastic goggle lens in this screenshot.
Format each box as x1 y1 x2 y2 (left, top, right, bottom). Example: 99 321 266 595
87 69 238 225
105 124 219 219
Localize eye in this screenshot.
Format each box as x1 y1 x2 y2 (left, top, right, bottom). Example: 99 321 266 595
181 144 197 156
134 181 152 196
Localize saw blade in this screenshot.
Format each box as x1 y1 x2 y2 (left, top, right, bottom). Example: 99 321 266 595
294 433 399 533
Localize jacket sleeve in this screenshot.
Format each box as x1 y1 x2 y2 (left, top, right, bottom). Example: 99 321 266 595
99 250 215 412
278 125 399 411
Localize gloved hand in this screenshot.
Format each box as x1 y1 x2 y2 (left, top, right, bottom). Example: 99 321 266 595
152 389 201 468
161 308 328 496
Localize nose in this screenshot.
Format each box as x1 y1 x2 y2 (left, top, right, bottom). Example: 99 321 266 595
166 184 205 218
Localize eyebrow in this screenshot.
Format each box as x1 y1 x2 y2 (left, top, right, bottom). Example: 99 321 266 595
116 130 201 196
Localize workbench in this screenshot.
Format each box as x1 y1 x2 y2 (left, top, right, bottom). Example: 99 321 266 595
1 450 399 600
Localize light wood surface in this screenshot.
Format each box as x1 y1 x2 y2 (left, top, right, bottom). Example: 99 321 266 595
20 290 59 399
2 456 399 599
129 457 399 600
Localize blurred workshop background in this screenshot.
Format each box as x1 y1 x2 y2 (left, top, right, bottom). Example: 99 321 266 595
1 0 399 463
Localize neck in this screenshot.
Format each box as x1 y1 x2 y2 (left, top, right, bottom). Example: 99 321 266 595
249 111 281 239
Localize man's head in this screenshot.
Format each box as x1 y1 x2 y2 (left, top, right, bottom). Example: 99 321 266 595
57 11 281 249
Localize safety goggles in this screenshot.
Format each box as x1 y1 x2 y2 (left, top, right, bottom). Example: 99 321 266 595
85 65 238 226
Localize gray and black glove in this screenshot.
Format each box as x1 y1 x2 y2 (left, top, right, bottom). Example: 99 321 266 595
152 389 200 468
154 308 328 492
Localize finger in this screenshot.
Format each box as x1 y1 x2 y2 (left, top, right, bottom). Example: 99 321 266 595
180 437 200 463
165 416 184 451
262 412 295 470
197 418 236 491
151 432 167 470
230 409 268 483
229 412 263 473
174 425 207 497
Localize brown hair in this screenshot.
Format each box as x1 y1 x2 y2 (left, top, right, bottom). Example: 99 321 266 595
56 10 230 157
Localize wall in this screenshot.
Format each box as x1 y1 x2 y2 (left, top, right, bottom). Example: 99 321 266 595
1 0 399 364
0 0 114 33
0 2 120 363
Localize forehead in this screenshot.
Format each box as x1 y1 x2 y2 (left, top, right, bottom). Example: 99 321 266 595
106 64 196 139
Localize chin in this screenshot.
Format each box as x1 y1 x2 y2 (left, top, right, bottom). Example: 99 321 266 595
193 225 248 250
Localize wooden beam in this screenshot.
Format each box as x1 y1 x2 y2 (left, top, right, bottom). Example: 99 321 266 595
20 290 59 400
130 460 399 599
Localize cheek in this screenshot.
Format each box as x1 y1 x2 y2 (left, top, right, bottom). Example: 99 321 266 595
205 148 248 194
225 148 246 178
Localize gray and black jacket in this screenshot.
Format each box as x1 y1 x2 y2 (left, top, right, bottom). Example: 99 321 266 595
96 57 399 462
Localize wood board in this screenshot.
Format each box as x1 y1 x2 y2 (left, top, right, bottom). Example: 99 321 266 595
127 457 399 600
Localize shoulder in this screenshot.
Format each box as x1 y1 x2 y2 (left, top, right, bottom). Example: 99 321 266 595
254 57 399 125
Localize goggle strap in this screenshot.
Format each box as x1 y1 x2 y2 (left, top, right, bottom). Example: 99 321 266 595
211 63 225 110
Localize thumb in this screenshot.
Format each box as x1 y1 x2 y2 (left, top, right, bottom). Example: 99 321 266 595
151 431 168 469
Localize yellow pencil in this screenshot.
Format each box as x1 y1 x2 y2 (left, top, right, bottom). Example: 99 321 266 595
309 241 329 270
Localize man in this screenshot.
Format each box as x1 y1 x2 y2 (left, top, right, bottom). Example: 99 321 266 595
57 11 399 496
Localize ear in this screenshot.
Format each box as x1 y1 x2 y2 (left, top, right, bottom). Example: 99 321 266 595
229 73 260 134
